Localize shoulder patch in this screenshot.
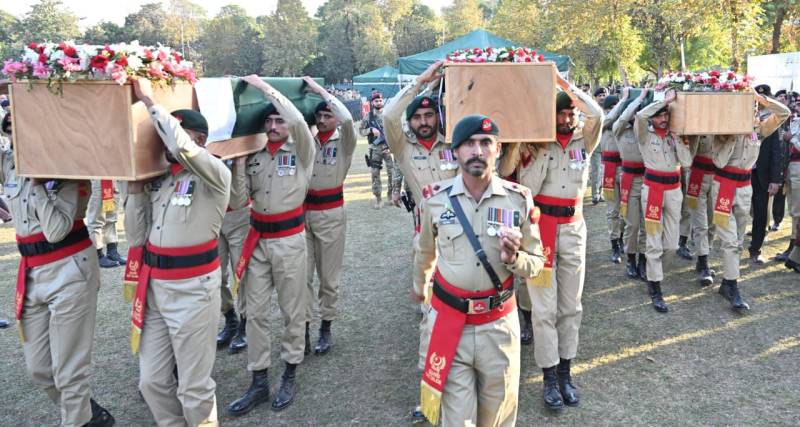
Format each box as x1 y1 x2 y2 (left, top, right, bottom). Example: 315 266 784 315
422 178 453 200
529 206 541 224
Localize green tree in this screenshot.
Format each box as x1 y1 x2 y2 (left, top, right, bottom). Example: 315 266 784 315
19 0 81 42
0 10 20 59
489 0 544 47
81 21 127 45
261 0 317 76
123 3 170 46
391 2 441 57
165 0 207 59
442 0 485 40
199 5 264 76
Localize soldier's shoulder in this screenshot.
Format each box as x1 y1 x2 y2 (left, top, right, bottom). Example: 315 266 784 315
499 178 532 199
421 178 454 201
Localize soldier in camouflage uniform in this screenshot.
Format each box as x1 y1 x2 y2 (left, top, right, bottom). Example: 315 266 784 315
359 92 402 209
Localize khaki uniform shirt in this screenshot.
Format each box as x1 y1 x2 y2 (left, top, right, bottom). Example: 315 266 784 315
232 88 316 214
125 106 231 248
635 101 694 172
613 96 646 163
414 175 545 294
600 97 627 153
383 81 458 200
712 97 790 170
689 135 715 158
310 97 357 191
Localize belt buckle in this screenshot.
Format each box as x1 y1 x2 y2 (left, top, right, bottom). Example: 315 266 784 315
468 297 492 315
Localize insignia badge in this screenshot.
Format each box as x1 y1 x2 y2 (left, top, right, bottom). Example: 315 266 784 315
439 209 457 225
481 118 492 132
421 98 430 107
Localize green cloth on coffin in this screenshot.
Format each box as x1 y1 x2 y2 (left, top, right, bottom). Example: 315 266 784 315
230 77 325 137
622 88 654 112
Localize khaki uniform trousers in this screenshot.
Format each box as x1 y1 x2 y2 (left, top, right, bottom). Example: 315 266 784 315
606 166 624 239
787 163 800 240
305 206 347 322
528 220 586 369
622 177 647 254
516 280 532 312
219 208 249 315
679 168 692 237
589 150 602 198
426 308 520 427
22 245 99 427
244 233 307 370
641 185 683 282
711 182 752 280
86 184 119 250
139 269 221 427
691 174 716 257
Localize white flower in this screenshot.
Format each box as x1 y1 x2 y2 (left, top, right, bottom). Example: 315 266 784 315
683 82 691 91
50 50 65 62
127 55 143 69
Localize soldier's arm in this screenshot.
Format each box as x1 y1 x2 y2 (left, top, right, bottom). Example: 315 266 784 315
33 180 80 243
227 158 249 210
498 142 521 178
413 197 438 298
124 186 151 248
613 95 643 139
635 100 666 145
757 95 791 138
330 96 358 156
561 80 604 154
603 92 627 130
358 117 372 137
505 193 545 279
676 138 693 168
383 82 424 159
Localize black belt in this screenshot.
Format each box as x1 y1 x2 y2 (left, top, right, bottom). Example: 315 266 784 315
535 202 577 218
432 280 514 315
143 247 219 269
251 213 305 233
17 226 90 257
644 173 680 185
691 160 715 172
622 166 645 174
304 191 343 205
602 154 621 162
714 167 751 182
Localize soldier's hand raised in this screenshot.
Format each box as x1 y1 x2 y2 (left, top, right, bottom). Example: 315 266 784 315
242 74 270 92
131 77 155 107
417 60 444 85
499 227 522 264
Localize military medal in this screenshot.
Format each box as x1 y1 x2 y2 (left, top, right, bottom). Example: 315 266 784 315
323 146 337 165
171 180 195 206
277 154 297 176
569 148 586 170
487 207 521 237
439 149 456 170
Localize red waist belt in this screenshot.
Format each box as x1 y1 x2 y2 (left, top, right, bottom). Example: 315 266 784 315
685 156 715 208
790 150 800 162
712 166 751 230
304 185 344 211
235 207 305 280
619 161 645 217
643 169 681 235
420 269 515 424
126 239 220 354
15 221 92 340
530 195 580 288
601 151 622 200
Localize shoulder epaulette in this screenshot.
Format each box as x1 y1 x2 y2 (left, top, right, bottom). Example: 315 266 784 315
501 179 530 198
421 178 454 200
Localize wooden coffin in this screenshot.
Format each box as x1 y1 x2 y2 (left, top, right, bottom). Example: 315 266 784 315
0 79 8 96
669 92 755 135
444 62 557 143
10 80 195 180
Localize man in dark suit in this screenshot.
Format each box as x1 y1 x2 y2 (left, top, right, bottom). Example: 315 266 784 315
749 85 785 263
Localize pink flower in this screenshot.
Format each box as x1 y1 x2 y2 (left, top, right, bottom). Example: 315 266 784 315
32 61 51 78
2 59 29 81
57 56 81 73
110 64 127 85
148 63 165 79
157 50 168 62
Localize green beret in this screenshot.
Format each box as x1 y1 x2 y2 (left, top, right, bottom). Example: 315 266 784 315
263 102 277 118
603 95 619 109
315 100 332 114
171 109 208 135
406 95 437 121
556 92 574 112
451 114 499 150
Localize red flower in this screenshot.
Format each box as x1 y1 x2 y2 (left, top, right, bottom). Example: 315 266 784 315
525 56 532 62
709 76 719 84
727 71 735 80
38 53 48 64
115 55 128 67
143 49 153 61
90 55 109 70
537 54 544 62
172 51 182 63
709 70 721 78
102 45 115 58
58 41 76 56
28 42 39 51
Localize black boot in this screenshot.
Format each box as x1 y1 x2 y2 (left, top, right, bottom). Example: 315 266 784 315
271 363 298 411
542 367 564 411
304 322 311 356
314 320 333 355
610 239 622 264
625 253 638 278
556 359 579 407
637 254 647 282
719 279 750 312
229 316 247 354
105 242 126 265
786 258 800 273
520 309 533 346
647 281 669 313
216 309 239 348
84 399 115 427
677 235 692 260
775 241 794 262
696 255 713 287
97 249 118 269
228 369 270 416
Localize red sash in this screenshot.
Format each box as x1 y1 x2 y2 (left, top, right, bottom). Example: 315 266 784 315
235 207 305 280
128 239 220 354
643 169 681 236
685 156 714 209
100 180 115 212
712 166 751 230
790 146 800 163
15 221 92 341
601 151 622 200
420 269 515 425
530 195 580 288
304 185 344 211
619 161 645 217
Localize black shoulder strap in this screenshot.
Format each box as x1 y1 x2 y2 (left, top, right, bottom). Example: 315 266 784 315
447 187 504 293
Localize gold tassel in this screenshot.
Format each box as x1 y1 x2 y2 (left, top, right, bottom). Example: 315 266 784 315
645 219 661 236
529 268 552 288
17 320 25 343
713 212 730 230
131 325 141 355
232 275 241 296
423 283 433 305
102 199 116 213
420 381 442 426
123 282 136 303
619 203 628 218
602 188 615 201
685 196 698 210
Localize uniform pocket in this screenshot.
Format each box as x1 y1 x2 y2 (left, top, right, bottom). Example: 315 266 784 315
438 224 465 261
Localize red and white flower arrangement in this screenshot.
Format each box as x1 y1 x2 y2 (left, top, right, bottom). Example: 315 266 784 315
2 40 196 91
655 70 753 92
446 47 545 63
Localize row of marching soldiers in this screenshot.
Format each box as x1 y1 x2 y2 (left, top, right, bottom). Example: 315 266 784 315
596 85 797 315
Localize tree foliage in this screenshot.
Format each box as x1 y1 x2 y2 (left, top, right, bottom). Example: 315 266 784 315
261 0 317 77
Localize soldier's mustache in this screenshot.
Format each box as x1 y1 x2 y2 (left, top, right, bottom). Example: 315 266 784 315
466 158 487 167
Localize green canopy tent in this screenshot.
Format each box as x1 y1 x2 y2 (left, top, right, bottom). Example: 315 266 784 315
397 28 571 76
353 65 401 99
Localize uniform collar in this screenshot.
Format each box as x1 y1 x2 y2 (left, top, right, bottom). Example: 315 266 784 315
450 174 507 201
410 132 446 149
316 128 340 145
